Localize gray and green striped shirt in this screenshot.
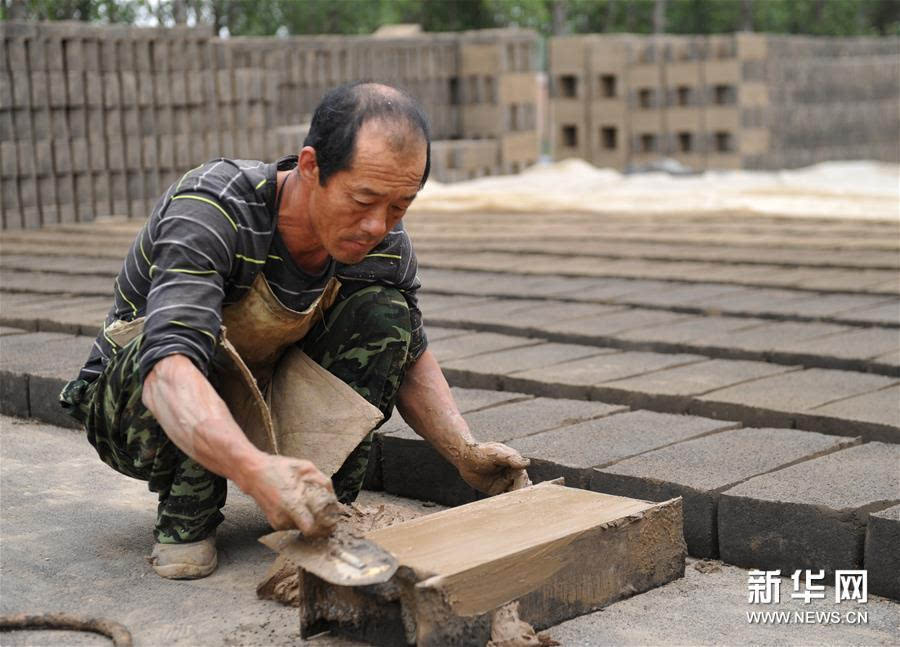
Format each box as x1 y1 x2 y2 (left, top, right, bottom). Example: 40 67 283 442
77 155 426 383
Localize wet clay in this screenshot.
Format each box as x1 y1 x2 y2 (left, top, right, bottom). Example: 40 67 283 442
693 560 722 574
258 497 442 606
487 603 559 647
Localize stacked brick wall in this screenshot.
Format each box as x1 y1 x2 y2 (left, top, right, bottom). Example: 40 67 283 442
0 22 540 229
227 33 462 140
0 22 282 228
761 36 900 169
550 32 900 172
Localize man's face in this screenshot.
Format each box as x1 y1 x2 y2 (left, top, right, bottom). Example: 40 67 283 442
307 120 426 264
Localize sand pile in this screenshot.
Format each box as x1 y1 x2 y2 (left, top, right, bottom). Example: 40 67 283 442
413 159 899 221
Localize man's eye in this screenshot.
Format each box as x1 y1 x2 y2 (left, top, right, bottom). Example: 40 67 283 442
353 198 373 207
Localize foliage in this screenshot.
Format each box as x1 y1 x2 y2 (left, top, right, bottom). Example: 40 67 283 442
2 0 899 37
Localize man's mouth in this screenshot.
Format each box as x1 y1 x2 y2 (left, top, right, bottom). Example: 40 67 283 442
347 239 375 251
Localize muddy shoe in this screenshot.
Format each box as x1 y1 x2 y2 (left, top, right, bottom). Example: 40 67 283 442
150 534 217 580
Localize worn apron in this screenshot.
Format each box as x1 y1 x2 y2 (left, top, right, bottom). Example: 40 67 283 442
107 272 384 477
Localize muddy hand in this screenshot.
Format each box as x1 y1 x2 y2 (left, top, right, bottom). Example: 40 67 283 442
458 442 531 496
249 455 341 538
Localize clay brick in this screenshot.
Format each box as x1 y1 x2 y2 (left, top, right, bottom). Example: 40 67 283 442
443 341 612 377
511 410 736 489
865 504 900 600
617 315 767 344
704 321 852 354
364 387 532 493
10 71 30 108
800 384 900 443
0 75 11 111
154 73 171 106
67 70 85 106
0 368 28 418
507 351 706 399
137 74 154 107
0 332 93 427
85 71 102 107
102 73 121 108
787 327 900 361
381 397 622 505
48 71 67 107
34 140 52 176
437 297 620 331
695 368 899 434
718 443 900 578
142 136 157 170
120 71 137 106
70 138 89 173
158 136 174 170
0 142 17 178
125 137 142 170
846 300 900 325
30 71 48 106
542 308 693 337
592 428 857 557
53 140 71 174
68 107 87 138
598 359 801 411
419 293 494 315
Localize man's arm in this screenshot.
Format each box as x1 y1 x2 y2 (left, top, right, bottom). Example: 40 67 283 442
142 353 339 536
395 349 530 495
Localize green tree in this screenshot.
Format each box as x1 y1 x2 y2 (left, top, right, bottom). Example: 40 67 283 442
1 0 139 22
3 0 898 37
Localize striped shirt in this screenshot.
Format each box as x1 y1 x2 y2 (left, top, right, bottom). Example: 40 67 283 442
77 156 427 383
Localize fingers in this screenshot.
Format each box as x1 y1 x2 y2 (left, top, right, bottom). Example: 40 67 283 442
281 491 337 537
289 459 335 491
286 481 339 537
475 442 531 470
288 505 318 535
483 467 532 496
261 458 339 537
509 469 532 491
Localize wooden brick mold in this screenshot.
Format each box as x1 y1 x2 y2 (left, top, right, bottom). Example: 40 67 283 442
295 483 685 646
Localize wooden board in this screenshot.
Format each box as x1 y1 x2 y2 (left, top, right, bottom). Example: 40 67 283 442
293 483 685 646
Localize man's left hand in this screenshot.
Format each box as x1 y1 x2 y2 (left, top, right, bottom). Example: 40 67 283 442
457 442 532 496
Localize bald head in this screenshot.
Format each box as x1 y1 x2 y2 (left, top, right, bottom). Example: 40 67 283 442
303 82 431 188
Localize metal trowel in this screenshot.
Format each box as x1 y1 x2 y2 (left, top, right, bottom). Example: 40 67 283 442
259 529 398 586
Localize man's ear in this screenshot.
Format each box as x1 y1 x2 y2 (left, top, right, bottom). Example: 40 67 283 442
298 146 319 184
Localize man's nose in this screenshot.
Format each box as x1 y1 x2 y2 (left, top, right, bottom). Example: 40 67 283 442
359 210 387 240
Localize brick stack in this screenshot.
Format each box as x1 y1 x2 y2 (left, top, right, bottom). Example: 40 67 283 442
1 23 541 228
549 32 899 171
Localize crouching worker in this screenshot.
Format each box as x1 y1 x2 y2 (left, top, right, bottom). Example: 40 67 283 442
59 82 530 579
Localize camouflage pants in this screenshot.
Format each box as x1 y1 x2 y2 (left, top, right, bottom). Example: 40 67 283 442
60 285 413 544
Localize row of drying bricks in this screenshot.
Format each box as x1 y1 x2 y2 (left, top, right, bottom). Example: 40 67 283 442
364 385 900 602
1 326 897 602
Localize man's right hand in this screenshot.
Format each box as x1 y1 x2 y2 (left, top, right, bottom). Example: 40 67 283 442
245 455 341 538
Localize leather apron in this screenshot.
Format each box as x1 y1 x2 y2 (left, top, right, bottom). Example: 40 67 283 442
106 272 384 477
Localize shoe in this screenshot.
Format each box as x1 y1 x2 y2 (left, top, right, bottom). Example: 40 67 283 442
149 534 217 580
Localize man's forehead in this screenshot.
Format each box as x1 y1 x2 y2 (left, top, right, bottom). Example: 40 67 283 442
343 123 426 193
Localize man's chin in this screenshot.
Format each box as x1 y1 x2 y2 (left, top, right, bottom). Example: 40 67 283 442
332 247 370 265
332 240 375 264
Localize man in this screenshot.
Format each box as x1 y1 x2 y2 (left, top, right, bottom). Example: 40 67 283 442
60 82 530 580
